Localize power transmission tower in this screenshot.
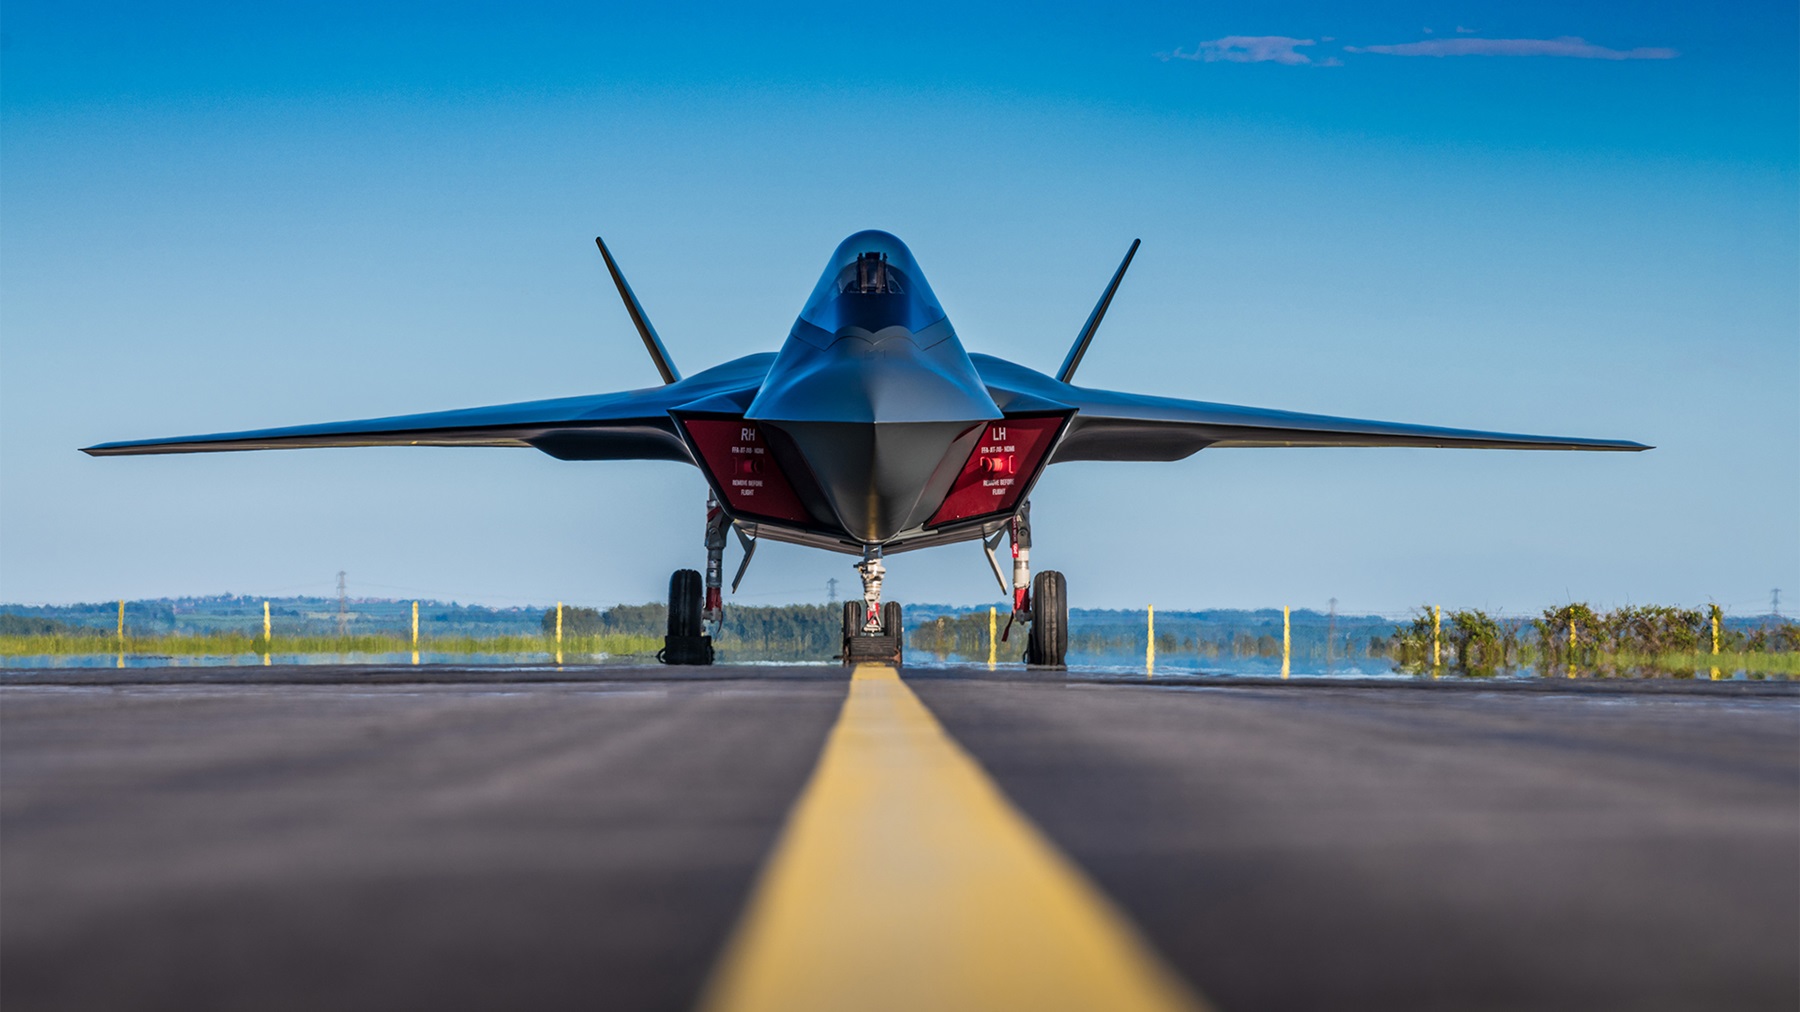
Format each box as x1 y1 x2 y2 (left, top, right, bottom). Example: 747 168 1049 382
827 577 839 604
1773 589 1782 620
337 571 348 637
1326 597 1338 665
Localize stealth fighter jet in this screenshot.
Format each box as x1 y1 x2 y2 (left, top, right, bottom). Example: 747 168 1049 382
85 230 1647 665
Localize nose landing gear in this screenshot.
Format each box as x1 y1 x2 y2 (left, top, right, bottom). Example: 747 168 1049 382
843 545 902 665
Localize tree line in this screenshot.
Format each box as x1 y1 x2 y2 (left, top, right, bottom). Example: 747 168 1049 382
1386 604 1800 674
543 603 842 659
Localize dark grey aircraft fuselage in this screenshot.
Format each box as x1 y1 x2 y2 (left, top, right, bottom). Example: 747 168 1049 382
741 232 1005 544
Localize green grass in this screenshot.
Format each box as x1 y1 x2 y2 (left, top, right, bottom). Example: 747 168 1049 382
4 630 1793 677
0 632 662 658
1622 650 1800 677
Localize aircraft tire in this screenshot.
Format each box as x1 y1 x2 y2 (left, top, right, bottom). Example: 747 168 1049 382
842 601 866 664
882 602 903 663
669 569 704 638
659 569 713 665
1027 570 1068 667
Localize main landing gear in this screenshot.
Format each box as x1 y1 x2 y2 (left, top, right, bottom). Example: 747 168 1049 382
995 502 1068 668
658 496 728 665
842 545 902 665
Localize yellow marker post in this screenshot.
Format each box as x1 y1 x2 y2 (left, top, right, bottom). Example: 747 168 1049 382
1146 604 1155 676
556 601 564 666
412 600 421 666
263 600 272 666
1281 605 1290 680
1567 613 1578 679
1431 605 1441 668
987 606 997 669
1710 605 1722 680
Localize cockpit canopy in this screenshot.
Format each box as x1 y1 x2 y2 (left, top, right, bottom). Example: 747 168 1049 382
838 252 904 295
796 230 947 337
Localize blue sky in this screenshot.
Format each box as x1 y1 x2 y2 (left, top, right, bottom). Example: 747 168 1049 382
3 2 1795 617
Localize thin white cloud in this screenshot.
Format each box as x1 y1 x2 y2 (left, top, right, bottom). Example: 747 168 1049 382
1346 36 1677 60
1161 36 1318 66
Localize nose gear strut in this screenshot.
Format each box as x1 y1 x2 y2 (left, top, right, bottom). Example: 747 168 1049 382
856 546 886 633
842 544 903 664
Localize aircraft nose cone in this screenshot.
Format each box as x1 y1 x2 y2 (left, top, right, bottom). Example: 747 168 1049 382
747 329 997 425
748 332 1000 542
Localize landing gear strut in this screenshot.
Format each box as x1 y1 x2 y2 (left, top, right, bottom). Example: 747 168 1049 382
842 545 902 665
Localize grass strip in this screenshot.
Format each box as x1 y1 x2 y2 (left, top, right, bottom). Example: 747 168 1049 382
0 632 662 657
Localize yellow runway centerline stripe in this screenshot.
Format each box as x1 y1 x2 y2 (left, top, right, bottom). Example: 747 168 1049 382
699 665 1208 1012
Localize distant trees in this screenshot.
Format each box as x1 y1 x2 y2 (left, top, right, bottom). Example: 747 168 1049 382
541 604 664 637
909 614 991 656
1385 601 1800 674
1388 607 1512 673
541 602 839 658
1447 609 1506 672
1533 604 1707 664
0 614 99 637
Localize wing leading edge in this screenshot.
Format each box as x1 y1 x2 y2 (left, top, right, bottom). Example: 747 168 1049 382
81 355 774 463
970 355 1650 462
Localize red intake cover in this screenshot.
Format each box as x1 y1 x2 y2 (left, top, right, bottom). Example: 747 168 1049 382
927 416 1063 526
682 419 812 524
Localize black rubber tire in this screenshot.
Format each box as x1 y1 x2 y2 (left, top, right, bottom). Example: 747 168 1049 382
882 602 903 663
842 601 866 661
1027 570 1068 666
669 569 703 638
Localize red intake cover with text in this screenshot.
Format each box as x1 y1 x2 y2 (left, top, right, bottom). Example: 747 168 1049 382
681 419 812 524
927 416 1063 527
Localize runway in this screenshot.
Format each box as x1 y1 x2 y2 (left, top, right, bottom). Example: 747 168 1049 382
3 665 1795 1011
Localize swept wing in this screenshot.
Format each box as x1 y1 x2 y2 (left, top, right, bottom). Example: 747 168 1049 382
970 355 1649 462
81 355 773 462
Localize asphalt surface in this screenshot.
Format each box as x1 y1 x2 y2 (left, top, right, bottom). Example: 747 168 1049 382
3 665 1796 1012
